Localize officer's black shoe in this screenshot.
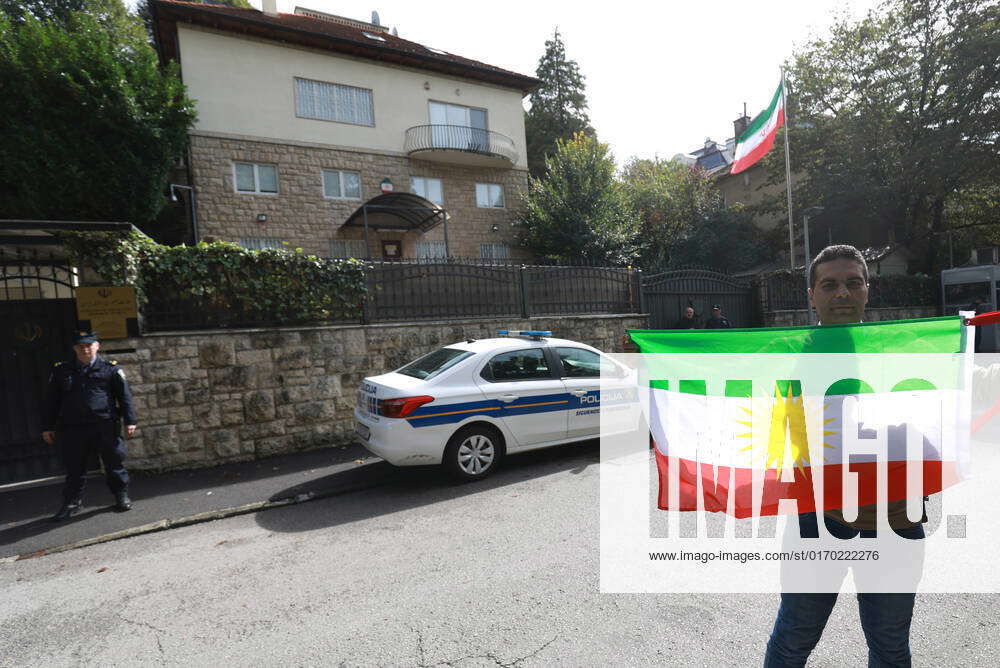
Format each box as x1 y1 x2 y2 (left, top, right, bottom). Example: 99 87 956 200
114 492 132 512
52 503 81 522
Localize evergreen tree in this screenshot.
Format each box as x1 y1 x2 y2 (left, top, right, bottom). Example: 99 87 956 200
517 133 638 265
0 3 196 226
524 29 595 177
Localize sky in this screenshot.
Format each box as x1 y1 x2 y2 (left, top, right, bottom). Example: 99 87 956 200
137 0 882 165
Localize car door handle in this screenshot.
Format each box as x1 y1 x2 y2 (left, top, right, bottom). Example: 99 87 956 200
498 394 518 403
570 390 587 397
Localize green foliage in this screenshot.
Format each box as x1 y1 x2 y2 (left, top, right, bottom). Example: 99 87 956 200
620 157 774 271
621 158 720 268
517 133 639 265
868 274 940 307
61 230 156 296
518 142 774 271
666 206 777 272
524 29 595 177
775 0 1000 273
60 231 369 323
2 0 148 51
1 0 87 25
0 4 195 226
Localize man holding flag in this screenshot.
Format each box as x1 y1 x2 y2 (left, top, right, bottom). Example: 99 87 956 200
761 245 925 668
624 244 934 666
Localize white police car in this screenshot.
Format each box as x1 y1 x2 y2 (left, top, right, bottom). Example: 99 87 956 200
354 331 636 480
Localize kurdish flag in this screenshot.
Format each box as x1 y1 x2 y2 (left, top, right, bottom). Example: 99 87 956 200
730 81 785 175
629 318 970 518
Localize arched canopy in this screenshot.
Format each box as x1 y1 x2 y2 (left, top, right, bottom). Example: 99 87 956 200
342 193 448 233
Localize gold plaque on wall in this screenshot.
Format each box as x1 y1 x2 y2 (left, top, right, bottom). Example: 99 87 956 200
75 286 138 340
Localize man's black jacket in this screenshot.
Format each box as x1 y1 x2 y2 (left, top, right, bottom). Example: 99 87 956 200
44 356 138 429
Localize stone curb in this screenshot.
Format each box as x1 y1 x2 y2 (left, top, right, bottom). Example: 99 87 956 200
2 473 394 564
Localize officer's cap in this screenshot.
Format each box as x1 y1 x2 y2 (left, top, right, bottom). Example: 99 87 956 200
73 331 99 344
712 304 722 311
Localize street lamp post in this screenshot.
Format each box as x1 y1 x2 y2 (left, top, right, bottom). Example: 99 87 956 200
802 206 825 323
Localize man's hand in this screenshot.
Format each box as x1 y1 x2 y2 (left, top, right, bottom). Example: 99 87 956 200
41 431 55 445
125 425 137 438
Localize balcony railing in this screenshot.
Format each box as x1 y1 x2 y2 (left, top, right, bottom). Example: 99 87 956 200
404 125 517 165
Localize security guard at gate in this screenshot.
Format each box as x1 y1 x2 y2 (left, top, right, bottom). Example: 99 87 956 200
42 331 138 520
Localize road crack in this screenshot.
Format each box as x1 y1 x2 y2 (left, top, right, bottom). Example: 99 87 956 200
118 615 167 663
415 632 559 668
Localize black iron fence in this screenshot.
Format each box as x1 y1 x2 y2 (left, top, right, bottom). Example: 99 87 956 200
642 269 760 329
142 260 642 331
761 271 940 312
0 247 77 300
113 254 947 333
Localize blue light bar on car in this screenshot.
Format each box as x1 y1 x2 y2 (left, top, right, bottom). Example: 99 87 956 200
497 330 552 339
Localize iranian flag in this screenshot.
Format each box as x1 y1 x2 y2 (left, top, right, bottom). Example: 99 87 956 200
629 318 970 518
730 81 785 175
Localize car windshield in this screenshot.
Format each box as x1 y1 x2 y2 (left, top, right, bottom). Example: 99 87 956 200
396 347 474 380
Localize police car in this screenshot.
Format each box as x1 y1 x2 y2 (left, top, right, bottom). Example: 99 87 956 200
354 331 636 480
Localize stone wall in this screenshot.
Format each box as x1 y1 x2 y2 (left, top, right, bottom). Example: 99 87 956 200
766 306 940 327
111 315 646 472
189 133 530 259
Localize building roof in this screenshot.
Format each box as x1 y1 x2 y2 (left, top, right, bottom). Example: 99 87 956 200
677 139 734 176
150 1 540 95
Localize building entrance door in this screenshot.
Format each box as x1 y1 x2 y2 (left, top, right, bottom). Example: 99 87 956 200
0 251 80 485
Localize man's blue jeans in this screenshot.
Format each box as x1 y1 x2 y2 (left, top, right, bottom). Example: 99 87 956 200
763 513 925 668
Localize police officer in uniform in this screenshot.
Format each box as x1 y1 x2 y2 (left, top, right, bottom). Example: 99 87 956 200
705 304 732 329
42 331 138 520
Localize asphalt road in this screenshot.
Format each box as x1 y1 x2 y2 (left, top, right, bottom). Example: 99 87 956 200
2 442 998 667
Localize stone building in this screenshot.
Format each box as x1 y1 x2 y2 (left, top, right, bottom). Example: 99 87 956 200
150 1 538 261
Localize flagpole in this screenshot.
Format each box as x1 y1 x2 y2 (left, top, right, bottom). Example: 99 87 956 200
781 67 795 270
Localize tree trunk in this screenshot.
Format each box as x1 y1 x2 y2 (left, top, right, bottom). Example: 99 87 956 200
924 197 945 275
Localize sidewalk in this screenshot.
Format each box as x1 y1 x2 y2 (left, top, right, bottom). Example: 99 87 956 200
0 444 402 561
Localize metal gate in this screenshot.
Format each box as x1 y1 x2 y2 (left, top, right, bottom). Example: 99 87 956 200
641 269 759 329
0 249 80 485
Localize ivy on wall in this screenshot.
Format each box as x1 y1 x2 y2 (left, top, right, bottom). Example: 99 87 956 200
61 231 368 323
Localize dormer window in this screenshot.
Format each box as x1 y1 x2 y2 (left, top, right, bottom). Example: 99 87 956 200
363 32 386 41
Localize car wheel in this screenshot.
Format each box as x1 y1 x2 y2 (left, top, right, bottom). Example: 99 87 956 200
443 425 503 481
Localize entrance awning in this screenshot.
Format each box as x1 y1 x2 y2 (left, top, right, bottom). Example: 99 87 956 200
342 193 448 233
341 193 450 258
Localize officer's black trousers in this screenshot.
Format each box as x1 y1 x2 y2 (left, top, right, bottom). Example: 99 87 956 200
57 421 129 504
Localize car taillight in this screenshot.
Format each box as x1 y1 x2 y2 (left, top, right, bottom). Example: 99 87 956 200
379 395 435 418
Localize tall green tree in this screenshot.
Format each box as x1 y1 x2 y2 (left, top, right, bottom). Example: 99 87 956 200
774 0 1000 273
621 158 719 268
2 0 147 47
0 3 196 226
622 157 774 271
517 133 638 265
665 206 777 271
524 29 595 177
0 0 85 24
